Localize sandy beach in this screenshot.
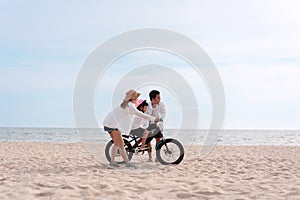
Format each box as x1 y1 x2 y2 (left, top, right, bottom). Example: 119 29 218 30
0 142 299 200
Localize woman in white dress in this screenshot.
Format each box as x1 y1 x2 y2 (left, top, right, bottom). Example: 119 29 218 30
103 90 158 168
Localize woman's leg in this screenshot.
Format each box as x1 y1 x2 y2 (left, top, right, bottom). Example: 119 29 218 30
109 132 117 163
110 130 130 164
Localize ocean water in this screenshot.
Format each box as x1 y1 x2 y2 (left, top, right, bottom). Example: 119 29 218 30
0 127 299 146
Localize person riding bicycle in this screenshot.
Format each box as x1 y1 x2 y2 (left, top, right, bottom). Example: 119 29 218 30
129 99 154 162
146 90 166 141
103 90 158 168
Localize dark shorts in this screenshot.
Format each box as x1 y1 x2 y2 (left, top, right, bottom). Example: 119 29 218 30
129 127 146 138
104 126 118 133
145 123 163 144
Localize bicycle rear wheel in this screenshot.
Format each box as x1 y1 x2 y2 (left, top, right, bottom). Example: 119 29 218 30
156 138 184 165
105 139 133 164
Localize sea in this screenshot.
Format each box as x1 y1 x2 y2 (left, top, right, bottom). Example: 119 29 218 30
0 127 299 146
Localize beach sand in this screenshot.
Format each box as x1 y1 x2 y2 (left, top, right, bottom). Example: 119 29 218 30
0 142 299 200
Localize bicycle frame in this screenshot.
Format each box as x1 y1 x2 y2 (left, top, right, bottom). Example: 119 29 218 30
105 128 185 165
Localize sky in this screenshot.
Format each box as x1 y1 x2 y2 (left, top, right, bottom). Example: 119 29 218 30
0 0 299 129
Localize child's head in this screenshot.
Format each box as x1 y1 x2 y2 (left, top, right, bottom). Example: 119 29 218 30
136 100 148 113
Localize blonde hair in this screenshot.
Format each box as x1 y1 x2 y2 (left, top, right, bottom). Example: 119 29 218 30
120 90 140 109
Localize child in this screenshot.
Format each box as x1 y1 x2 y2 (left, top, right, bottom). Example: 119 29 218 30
130 99 154 162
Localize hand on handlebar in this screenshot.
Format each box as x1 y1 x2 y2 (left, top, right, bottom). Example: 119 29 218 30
154 117 160 122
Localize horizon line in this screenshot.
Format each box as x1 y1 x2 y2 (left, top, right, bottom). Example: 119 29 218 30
0 126 298 131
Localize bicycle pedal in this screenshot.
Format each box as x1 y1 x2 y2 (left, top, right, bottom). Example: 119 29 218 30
134 147 140 154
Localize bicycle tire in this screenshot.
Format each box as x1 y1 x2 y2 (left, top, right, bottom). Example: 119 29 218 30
105 139 133 164
156 138 184 165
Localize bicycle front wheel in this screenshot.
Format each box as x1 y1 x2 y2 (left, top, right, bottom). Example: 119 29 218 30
156 138 184 165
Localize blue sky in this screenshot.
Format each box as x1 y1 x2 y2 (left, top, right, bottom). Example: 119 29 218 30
0 0 299 129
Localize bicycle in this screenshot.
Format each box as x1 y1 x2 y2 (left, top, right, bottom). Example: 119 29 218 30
105 127 184 165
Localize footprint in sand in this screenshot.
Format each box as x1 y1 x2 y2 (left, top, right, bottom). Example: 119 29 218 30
34 191 54 197
176 192 195 198
60 184 74 190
